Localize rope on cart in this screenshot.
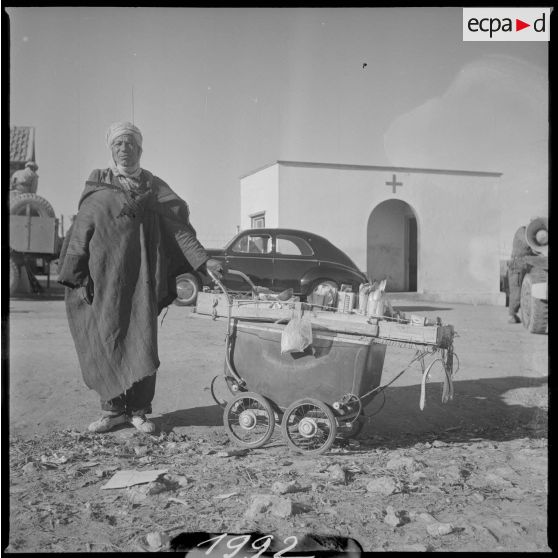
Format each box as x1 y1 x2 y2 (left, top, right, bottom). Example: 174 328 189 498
362 390 387 419
451 350 460 376
371 337 440 350
210 375 228 408
358 348 434 404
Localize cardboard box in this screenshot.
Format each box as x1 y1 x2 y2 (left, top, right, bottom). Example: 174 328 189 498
337 292 356 313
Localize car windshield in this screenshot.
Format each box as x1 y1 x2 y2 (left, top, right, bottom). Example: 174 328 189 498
230 234 272 254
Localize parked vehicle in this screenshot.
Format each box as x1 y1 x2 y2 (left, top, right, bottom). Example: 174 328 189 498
9 190 61 295
519 217 548 334
175 228 368 306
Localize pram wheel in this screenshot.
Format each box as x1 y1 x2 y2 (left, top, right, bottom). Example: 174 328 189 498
281 398 338 455
224 392 276 448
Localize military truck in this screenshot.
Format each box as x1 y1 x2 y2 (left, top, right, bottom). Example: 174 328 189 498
9 126 62 295
519 217 548 334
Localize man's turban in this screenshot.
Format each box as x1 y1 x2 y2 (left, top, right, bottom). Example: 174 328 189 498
105 121 143 149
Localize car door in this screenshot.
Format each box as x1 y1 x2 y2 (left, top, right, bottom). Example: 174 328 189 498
223 231 274 291
272 233 317 293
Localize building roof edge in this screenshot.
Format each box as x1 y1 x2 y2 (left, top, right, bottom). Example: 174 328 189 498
240 160 502 179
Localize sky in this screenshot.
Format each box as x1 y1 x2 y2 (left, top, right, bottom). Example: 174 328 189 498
7 7 548 248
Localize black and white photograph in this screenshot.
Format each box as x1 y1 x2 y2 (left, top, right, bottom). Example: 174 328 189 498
5 6 550 554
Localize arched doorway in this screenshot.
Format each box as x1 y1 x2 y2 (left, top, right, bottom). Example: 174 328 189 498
367 200 418 292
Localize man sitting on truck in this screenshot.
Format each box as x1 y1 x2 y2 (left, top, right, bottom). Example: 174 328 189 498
10 161 39 194
507 225 536 324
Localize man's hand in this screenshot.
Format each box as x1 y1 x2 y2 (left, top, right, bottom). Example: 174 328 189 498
205 258 223 280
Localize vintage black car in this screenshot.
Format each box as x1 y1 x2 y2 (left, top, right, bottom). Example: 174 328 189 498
175 228 368 305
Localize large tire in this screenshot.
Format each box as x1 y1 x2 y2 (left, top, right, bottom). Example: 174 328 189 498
9 258 21 295
10 193 55 218
520 271 548 334
174 273 200 306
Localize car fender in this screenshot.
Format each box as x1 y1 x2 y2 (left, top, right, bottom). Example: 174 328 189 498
300 265 367 295
176 269 208 289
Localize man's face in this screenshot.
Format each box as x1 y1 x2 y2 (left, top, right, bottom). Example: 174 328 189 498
111 134 141 168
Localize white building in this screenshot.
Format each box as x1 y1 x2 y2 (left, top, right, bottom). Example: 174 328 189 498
240 160 505 305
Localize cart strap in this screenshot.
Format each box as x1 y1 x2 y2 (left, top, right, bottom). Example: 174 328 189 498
441 351 455 403
372 337 441 351
419 359 439 411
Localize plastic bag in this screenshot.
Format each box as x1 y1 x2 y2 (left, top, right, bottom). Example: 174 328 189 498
367 279 387 317
281 310 313 354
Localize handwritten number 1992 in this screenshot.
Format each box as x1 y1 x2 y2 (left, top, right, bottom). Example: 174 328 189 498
198 533 312 558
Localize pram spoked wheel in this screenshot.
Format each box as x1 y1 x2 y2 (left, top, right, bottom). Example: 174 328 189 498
224 392 276 448
281 398 338 455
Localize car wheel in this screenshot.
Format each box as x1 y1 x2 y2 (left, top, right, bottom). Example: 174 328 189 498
309 280 338 307
175 273 200 306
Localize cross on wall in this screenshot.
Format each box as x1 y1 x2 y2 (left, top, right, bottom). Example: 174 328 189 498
386 174 403 193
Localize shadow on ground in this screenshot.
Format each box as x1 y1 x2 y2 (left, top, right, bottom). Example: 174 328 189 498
360 374 547 447
10 291 65 302
157 375 547 447
156 405 224 431
393 305 453 312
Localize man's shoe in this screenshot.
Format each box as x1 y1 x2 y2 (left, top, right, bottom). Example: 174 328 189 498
88 413 127 433
129 415 156 433
508 315 521 324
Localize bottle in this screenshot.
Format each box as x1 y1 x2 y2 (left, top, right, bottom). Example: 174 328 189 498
358 283 371 314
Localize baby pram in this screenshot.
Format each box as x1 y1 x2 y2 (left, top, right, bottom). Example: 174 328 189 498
206 270 456 455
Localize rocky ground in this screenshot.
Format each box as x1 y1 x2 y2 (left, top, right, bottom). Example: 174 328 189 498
6 289 550 553
8 421 548 553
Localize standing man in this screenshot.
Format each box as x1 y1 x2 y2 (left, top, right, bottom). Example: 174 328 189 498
507 225 536 324
58 121 222 433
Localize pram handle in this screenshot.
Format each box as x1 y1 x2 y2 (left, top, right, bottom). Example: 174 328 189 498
207 268 259 299
207 269 231 304
206 268 247 388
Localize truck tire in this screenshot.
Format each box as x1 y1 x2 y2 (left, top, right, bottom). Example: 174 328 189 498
520 271 548 334
10 193 55 218
10 258 21 295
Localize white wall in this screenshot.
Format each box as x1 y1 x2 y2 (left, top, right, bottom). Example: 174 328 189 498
273 164 504 305
240 164 279 230
277 165 370 267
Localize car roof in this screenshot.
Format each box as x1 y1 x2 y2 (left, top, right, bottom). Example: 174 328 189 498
229 228 359 270
231 228 332 246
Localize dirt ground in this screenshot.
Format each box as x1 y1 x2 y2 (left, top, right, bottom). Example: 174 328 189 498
5 285 550 553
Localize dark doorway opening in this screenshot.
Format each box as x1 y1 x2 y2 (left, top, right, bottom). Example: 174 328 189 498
406 216 417 291
367 200 418 292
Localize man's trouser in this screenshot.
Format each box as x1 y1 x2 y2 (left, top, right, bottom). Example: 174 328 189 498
100 373 156 416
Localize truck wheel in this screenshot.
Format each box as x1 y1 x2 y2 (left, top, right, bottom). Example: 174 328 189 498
10 258 21 295
174 273 200 306
520 271 548 334
10 193 55 218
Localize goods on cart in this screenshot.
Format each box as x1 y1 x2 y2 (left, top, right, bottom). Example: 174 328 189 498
202 271 458 455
